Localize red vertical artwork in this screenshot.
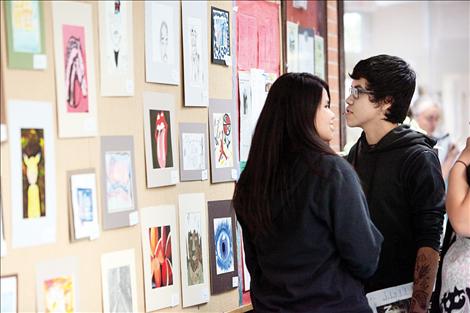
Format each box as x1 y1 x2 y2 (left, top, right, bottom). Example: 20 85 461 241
236 1 280 75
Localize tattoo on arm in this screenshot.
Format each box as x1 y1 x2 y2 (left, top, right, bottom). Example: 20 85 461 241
409 248 440 313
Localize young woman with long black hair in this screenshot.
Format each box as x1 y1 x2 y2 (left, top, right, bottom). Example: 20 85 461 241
233 73 383 312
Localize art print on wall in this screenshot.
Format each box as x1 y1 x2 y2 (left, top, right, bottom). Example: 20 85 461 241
99 1 134 96
105 151 134 213
179 123 208 181
4 1 46 70
208 200 238 295
67 169 99 241
144 1 180 85
52 1 97 138
43 276 74 312
211 7 230 65
101 249 138 313
1 275 18 313
149 225 173 288
212 113 234 169
208 99 239 183
182 1 209 107
143 92 179 188
314 34 325 79
21 128 45 219
286 21 299 72
8 100 56 248
140 205 180 312
62 24 89 113
36 257 79 313
178 193 210 307
100 136 138 230
213 217 235 275
149 110 173 169
298 27 315 74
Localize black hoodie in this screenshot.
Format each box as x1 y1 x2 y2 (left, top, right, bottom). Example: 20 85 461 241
347 125 445 292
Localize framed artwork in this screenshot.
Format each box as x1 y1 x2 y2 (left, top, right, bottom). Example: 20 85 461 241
101 249 138 313
208 99 239 183
179 123 209 182
8 100 56 248
4 1 46 70
67 169 99 241
36 257 79 313
99 1 134 96
143 92 179 188
366 283 412 313
144 1 180 85
140 205 180 312
211 7 230 65
298 27 315 74
52 1 97 138
238 71 252 164
100 136 138 230
208 200 238 295
182 1 209 107
1 275 17 313
178 193 210 307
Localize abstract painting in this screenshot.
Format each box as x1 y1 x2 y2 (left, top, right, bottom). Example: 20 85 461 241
208 99 239 183
107 266 133 312
149 225 173 289
213 217 234 275
21 128 45 219
141 205 180 311
149 110 173 169
5 1 46 69
101 249 138 313
52 1 97 138
213 113 233 169
143 92 179 188
208 200 238 294
99 0 134 96
43 276 74 313
62 25 89 113
105 151 134 213
211 7 230 65
68 169 99 241
178 193 210 307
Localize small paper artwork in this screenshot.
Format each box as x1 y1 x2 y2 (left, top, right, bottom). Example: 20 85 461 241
211 7 230 65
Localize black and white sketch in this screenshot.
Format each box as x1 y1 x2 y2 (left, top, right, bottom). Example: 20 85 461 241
107 266 133 313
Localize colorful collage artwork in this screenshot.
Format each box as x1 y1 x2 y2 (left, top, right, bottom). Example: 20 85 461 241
213 113 233 169
150 110 173 169
211 7 230 65
62 24 89 113
149 226 173 289
105 151 134 213
21 128 46 219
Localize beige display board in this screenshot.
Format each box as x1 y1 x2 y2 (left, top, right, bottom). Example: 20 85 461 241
0 1 241 312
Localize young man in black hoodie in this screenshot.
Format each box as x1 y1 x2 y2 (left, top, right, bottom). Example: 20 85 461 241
345 55 445 312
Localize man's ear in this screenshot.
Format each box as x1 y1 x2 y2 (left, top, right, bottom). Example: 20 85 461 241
380 96 394 114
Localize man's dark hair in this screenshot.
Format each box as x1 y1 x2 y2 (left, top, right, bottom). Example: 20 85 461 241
349 54 416 123
233 73 335 238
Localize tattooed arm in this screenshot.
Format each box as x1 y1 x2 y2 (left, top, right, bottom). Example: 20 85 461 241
409 247 440 313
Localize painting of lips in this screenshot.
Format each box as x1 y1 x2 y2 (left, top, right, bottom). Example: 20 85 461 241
150 110 173 169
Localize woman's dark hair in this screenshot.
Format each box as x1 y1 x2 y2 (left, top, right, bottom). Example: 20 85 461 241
349 54 416 123
232 72 334 238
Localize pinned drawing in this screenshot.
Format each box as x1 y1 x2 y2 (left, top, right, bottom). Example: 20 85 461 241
213 217 234 275
105 151 134 213
149 225 173 289
213 113 233 168
150 110 173 169
211 7 230 65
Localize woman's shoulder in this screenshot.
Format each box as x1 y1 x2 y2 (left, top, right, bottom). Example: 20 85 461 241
302 153 355 177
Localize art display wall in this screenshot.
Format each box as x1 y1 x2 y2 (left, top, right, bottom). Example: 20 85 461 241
0 1 337 312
